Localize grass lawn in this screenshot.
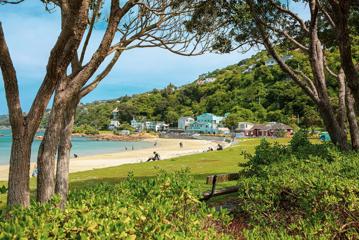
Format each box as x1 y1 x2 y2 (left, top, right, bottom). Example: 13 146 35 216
0 138 291 208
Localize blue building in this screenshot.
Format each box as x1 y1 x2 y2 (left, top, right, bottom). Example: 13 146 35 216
187 113 224 134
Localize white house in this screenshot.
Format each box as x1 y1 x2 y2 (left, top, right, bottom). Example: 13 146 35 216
131 118 145 131
265 55 293 66
178 117 195 130
131 118 169 132
108 108 120 130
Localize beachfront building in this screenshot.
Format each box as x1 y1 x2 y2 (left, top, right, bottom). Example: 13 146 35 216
108 108 120 130
145 121 169 132
178 117 195 130
235 122 255 137
218 127 230 135
131 117 169 132
131 118 145 131
248 122 293 137
187 113 225 134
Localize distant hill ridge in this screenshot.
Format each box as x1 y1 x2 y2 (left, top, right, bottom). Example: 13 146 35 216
74 50 323 130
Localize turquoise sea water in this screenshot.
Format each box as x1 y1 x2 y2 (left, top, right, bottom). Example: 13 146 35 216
0 129 153 165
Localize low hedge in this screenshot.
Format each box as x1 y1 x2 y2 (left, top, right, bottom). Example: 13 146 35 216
0 171 231 239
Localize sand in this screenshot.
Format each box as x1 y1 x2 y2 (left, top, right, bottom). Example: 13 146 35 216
0 138 223 181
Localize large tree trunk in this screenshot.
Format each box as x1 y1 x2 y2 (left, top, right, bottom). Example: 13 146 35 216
318 101 348 149
37 87 67 203
1 1 90 207
329 1 359 109
346 85 359 150
7 133 32 207
55 99 78 208
308 1 349 150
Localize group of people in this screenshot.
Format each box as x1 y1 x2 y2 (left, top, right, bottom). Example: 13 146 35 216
205 144 223 152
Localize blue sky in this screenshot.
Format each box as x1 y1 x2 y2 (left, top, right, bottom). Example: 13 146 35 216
0 1 258 115
0 1 308 115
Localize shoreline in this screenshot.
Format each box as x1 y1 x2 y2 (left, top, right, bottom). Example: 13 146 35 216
0 138 224 181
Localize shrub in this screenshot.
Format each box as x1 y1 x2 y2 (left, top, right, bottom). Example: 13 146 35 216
0 171 231 239
73 124 99 135
237 133 359 239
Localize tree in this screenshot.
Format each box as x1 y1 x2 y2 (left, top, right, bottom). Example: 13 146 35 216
223 113 241 131
186 0 358 150
36 0 209 205
324 1 359 108
0 1 90 207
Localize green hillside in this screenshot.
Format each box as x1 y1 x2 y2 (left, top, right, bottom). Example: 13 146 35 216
75 51 326 130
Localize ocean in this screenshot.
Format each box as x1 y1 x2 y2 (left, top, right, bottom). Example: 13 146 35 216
0 129 153 165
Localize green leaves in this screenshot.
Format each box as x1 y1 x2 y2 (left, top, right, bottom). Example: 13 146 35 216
0 171 230 239
237 136 359 239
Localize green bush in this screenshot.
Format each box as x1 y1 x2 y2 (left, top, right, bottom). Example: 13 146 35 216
73 124 99 135
0 171 231 239
238 133 359 239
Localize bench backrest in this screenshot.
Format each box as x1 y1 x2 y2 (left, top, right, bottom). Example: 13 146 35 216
206 173 239 184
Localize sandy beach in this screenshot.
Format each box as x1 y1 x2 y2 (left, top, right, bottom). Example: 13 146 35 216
0 138 223 181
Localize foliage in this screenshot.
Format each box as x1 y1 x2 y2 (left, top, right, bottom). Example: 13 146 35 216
117 123 135 132
75 51 323 130
73 124 99 135
237 134 359 239
0 171 231 239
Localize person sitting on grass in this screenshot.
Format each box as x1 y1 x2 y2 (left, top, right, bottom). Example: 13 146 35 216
217 144 223 151
147 151 160 162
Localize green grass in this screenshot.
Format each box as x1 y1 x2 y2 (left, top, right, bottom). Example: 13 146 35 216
0 138 291 207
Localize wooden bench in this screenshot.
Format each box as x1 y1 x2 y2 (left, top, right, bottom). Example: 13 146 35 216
200 173 240 201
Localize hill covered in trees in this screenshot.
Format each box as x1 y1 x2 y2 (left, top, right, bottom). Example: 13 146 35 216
75 51 330 130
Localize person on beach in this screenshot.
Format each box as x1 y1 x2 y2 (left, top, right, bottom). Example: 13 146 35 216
154 141 157 147
179 142 183 148
217 144 223 151
125 146 128 151
147 151 160 162
132 145 134 150
74 154 79 158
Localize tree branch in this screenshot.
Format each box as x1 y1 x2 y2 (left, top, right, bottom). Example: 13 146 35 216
79 0 102 65
80 50 122 98
0 22 24 134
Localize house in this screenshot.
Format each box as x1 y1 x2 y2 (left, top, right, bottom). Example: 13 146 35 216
248 124 270 137
235 122 255 137
145 121 169 132
131 118 145 131
196 77 216 85
120 130 130 135
178 117 195 130
187 113 225 134
108 108 120 130
218 127 230 135
248 122 293 137
131 117 169 132
265 55 293 67
266 122 293 137
242 64 255 73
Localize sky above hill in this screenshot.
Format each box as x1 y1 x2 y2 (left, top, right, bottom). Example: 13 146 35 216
0 1 308 115
0 1 257 115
